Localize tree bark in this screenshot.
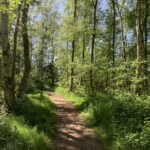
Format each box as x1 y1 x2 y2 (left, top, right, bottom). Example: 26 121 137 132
90 0 98 95
17 0 31 98
112 0 116 66
110 0 116 90
80 36 85 86
143 0 149 92
135 0 142 94
70 0 77 91
80 0 87 86
51 37 55 87
0 0 15 109
12 2 22 98
39 22 46 96
116 0 126 62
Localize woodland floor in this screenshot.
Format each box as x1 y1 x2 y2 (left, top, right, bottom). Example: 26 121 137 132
49 92 103 150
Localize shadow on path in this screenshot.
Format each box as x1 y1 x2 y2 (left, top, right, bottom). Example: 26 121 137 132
49 92 103 150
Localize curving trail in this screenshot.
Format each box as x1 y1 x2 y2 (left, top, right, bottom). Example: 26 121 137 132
49 92 103 150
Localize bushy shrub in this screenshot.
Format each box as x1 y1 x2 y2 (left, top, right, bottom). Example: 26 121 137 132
112 92 150 150
0 115 51 150
56 87 150 150
0 92 56 150
89 91 150 150
14 93 56 137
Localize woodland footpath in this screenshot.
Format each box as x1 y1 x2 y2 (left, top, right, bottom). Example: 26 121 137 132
0 0 150 150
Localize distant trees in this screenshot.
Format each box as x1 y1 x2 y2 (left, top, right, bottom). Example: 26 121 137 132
56 0 150 95
32 0 59 90
0 0 150 109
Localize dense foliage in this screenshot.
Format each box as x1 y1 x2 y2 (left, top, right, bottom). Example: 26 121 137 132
0 92 56 150
56 87 150 150
0 0 150 149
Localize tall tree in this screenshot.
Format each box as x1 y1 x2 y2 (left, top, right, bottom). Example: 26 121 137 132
80 0 87 86
143 0 149 92
135 0 143 94
70 0 77 91
90 0 98 95
51 37 55 87
17 0 31 98
116 0 126 62
0 0 15 108
12 1 22 98
111 0 116 66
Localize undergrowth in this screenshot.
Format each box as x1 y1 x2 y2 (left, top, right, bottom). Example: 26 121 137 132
0 92 56 150
56 87 150 150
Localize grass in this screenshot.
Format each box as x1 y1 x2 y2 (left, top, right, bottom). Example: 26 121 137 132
55 87 113 149
55 87 85 109
55 87 150 150
0 92 56 150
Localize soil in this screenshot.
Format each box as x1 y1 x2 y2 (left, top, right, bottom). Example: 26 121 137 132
49 92 103 150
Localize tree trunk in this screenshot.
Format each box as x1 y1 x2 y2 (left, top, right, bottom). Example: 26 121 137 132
80 0 87 86
39 23 46 97
70 40 75 91
17 0 31 98
143 0 149 92
12 2 22 99
116 0 126 62
110 0 116 90
80 36 85 86
70 0 77 91
112 0 116 66
0 0 15 109
51 37 55 87
135 0 142 94
90 0 98 95
66 42 69 83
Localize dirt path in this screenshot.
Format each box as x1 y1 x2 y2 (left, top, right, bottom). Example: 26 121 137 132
49 92 103 150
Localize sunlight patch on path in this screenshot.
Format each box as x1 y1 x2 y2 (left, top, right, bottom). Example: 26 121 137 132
49 92 103 150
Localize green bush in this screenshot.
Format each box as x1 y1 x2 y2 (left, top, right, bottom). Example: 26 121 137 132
56 87 150 150
0 115 51 150
14 93 56 137
112 93 150 150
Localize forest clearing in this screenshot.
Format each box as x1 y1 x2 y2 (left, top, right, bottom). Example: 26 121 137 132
0 0 150 150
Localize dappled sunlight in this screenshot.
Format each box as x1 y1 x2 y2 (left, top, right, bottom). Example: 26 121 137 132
49 92 103 150
0 114 51 150
0 92 56 150
0 0 150 149
14 93 56 138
